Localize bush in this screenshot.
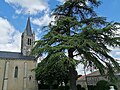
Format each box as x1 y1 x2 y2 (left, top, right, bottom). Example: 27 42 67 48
96 80 109 90
58 86 65 90
81 87 85 90
76 84 86 90
58 86 69 90
65 85 70 90
88 85 96 90
38 84 49 89
77 84 81 90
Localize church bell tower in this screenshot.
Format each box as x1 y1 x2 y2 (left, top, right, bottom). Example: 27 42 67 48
21 17 35 56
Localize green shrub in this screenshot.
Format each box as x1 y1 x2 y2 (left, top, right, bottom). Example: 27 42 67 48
88 85 96 90
58 86 65 90
77 84 81 90
65 85 70 90
96 80 109 90
81 87 85 90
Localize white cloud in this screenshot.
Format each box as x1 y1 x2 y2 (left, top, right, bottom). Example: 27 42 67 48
5 0 48 15
106 25 120 60
107 46 120 61
57 0 68 3
116 52 120 56
32 13 54 26
0 17 21 52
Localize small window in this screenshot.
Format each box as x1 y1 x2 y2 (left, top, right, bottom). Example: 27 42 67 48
14 66 18 78
29 76 31 80
29 75 32 80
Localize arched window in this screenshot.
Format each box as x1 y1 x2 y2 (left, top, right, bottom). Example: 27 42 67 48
14 66 18 78
29 39 31 45
28 38 29 45
28 38 32 45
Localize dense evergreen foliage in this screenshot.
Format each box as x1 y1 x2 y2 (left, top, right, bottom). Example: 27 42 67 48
35 56 69 87
32 0 120 90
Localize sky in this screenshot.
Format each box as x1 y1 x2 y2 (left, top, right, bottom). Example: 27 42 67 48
0 0 120 74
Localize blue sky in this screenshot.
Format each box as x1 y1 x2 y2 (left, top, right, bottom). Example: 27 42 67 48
1 0 120 32
0 0 120 34
96 0 120 22
0 0 120 74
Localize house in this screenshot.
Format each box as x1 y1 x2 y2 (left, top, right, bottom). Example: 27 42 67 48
77 70 107 88
77 70 120 90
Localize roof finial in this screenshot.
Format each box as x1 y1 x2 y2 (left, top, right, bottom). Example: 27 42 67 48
28 11 31 15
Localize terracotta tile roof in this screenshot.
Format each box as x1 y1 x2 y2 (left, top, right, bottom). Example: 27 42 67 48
78 70 100 80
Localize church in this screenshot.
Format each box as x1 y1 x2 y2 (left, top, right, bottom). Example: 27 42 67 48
0 18 38 90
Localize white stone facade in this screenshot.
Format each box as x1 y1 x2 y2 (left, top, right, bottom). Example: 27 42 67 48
0 59 38 90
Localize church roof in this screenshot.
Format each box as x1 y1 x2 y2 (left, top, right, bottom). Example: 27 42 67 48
0 51 35 60
25 17 32 36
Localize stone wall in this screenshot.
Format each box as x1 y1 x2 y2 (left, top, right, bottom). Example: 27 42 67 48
0 59 38 90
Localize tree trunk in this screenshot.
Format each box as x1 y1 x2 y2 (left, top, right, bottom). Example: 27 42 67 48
49 85 52 90
84 66 88 90
69 67 77 90
68 49 77 90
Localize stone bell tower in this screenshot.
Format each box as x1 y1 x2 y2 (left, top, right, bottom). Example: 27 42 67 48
21 17 35 56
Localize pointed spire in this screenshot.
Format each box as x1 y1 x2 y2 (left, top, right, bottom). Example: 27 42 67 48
25 17 32 36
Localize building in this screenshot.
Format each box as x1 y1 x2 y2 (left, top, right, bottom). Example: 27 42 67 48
77 70 120 90
0 18 38 90
76 70 107 88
